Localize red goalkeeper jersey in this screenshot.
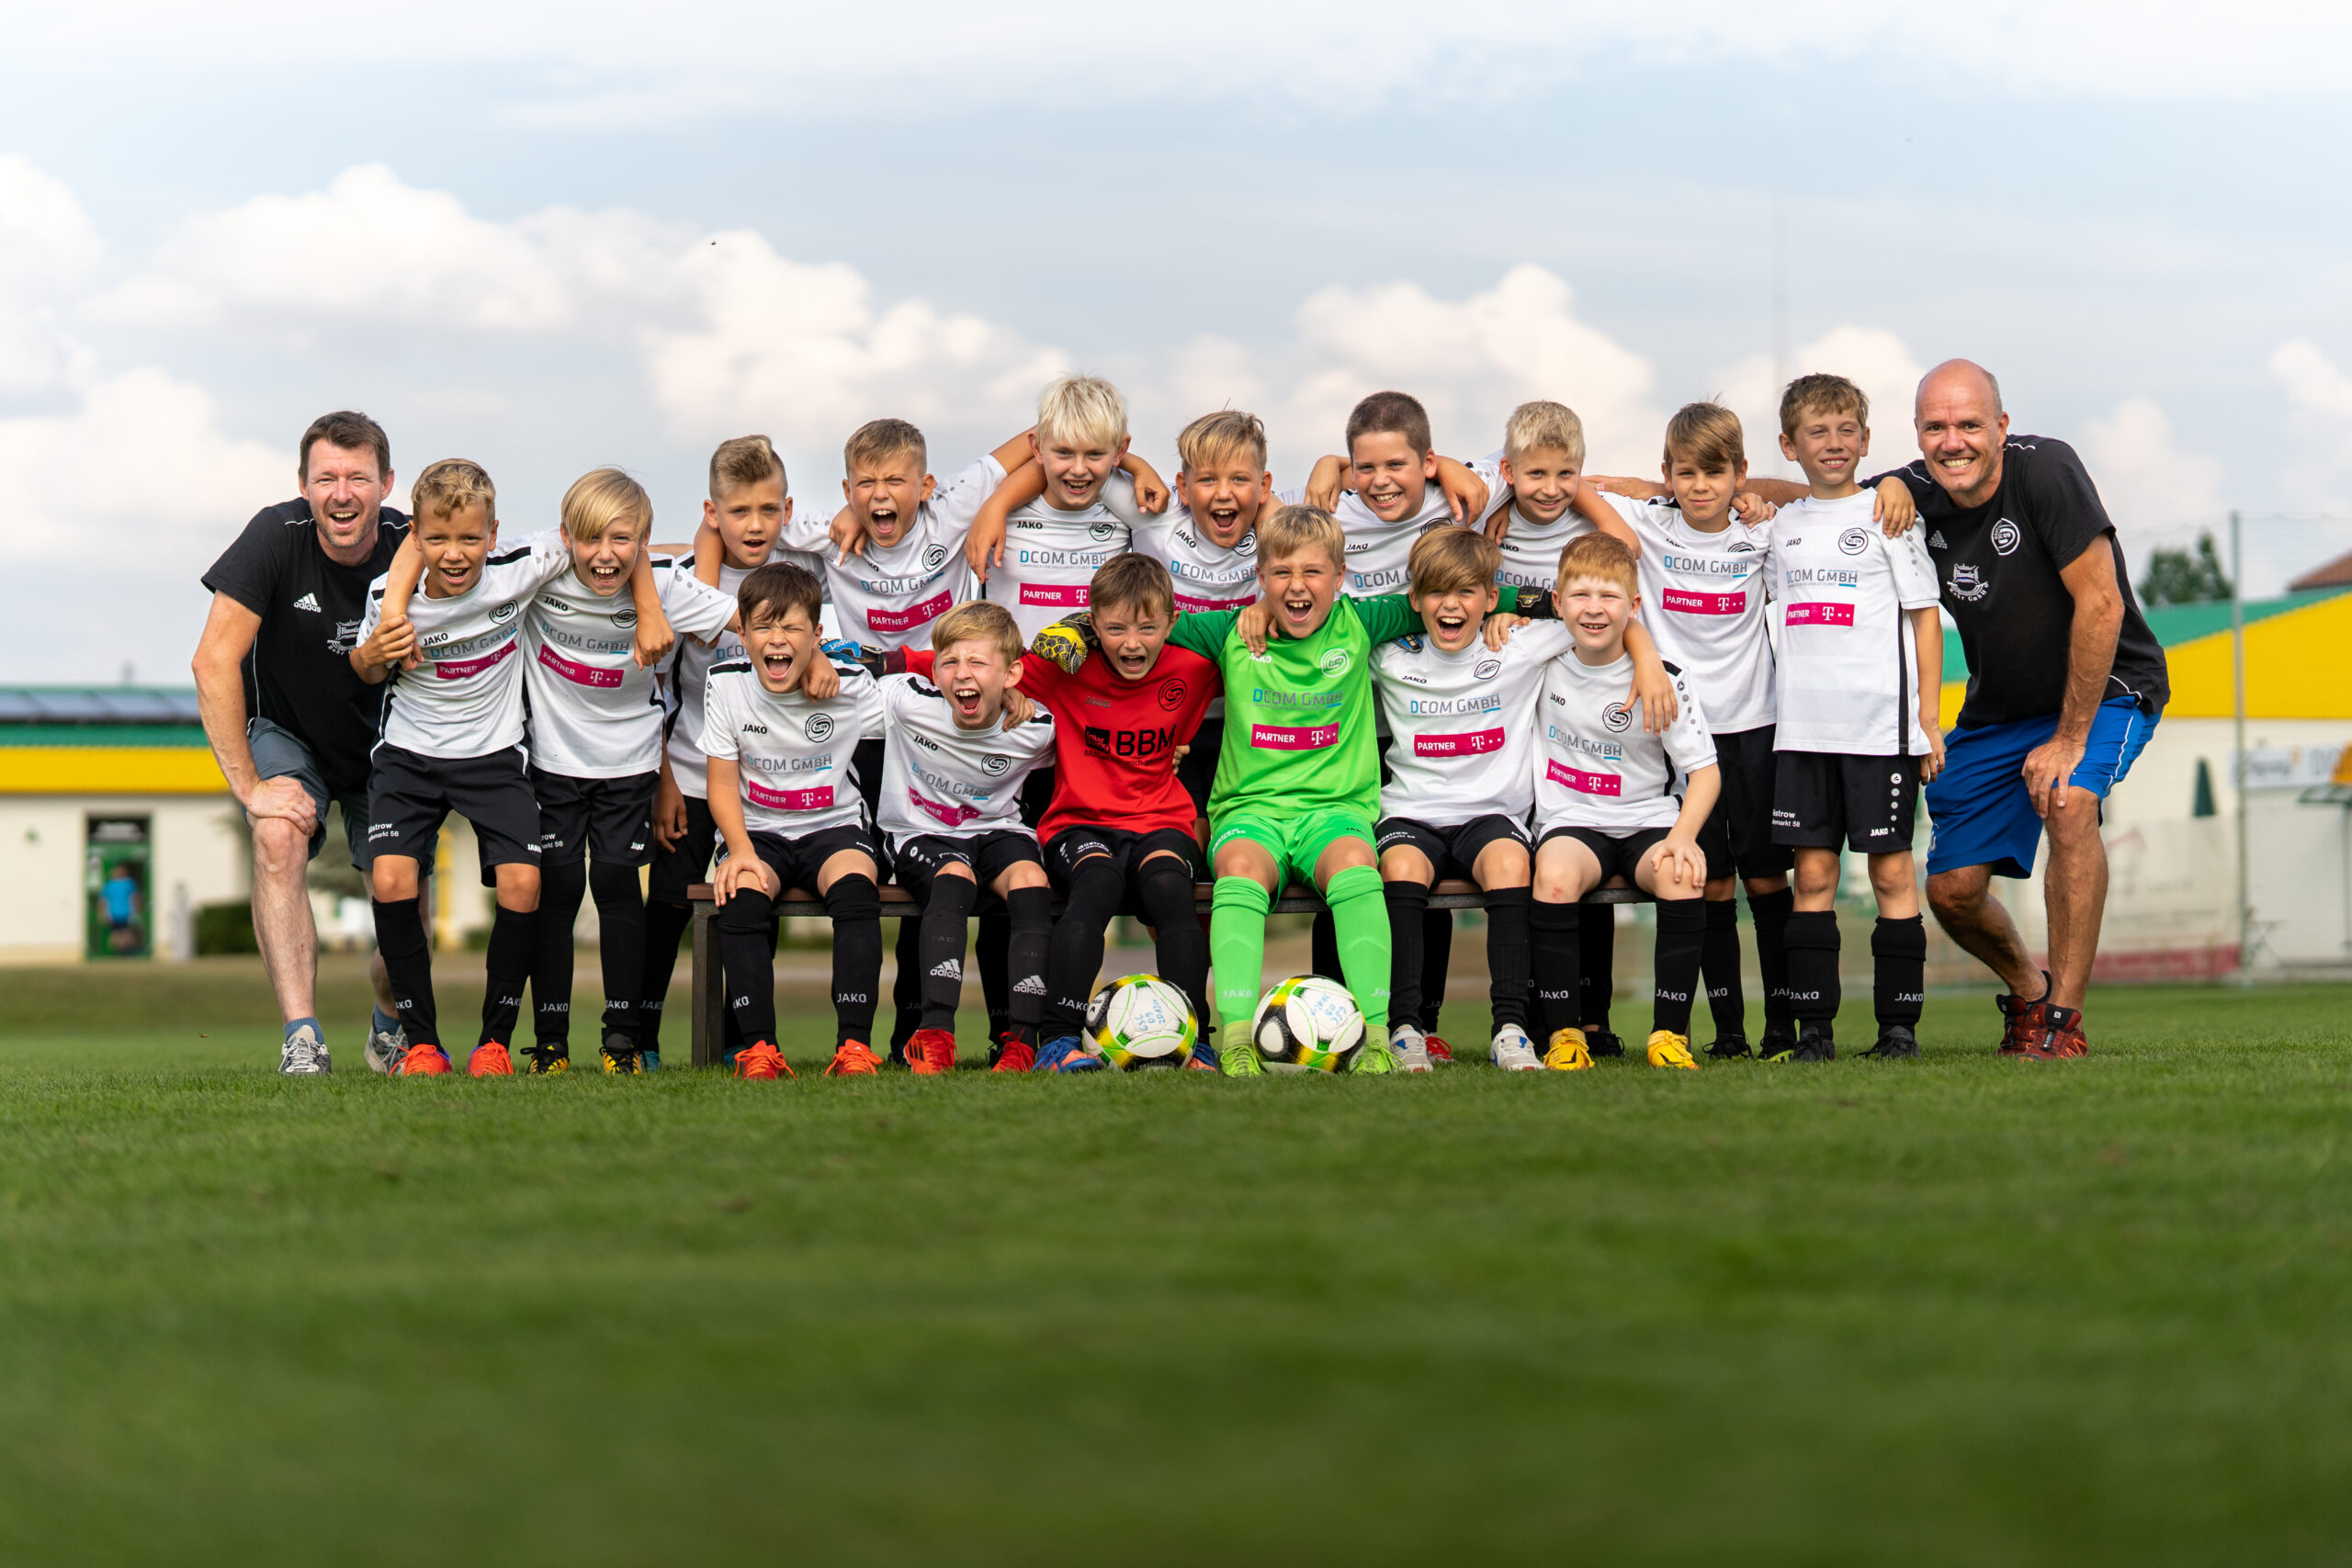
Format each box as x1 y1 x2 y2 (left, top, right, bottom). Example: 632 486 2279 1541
899 646 1218 841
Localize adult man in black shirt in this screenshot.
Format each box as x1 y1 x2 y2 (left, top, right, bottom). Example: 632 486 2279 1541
194 412 413 1075
1891 361 2168 1060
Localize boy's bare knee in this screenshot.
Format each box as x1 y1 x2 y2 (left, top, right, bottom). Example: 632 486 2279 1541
1381 845 1435 885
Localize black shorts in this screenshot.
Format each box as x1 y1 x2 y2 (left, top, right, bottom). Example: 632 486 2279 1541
1537 824 1671 886
365 742 540 886
1177 716 1222 819
1375 813 1531 882
247 716 373 870
533 768 659 868
646 794 718 904
1019 766 1057 830
1043 825 1205 891
724 824 882 897
1696 725 1792 882
1771 750 1922 853
888 829 1043 907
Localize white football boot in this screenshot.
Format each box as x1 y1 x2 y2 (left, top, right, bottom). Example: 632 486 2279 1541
1488 1022 1543 1072
1388 1023 1434 1074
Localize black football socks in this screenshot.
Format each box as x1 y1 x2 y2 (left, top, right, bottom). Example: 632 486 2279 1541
1872 915 1928 1031
1702 897 1744 1042
588 861 646 1040
919 875 978 1032
371 896 437 1047
1005 886 1052 1049
1384 880 1431 1035
1747 886 1796 1036
1784 909 1841 1043
1652 897 1707 1036
1578 904 1614 1033
481 903 537 1046
717 884 781 1043
824 874 883 1048
532 859 586 1049
1484 886 1532 1033
1531 899 1584 1041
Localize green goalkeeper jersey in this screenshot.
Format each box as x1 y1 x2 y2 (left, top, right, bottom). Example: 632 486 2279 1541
1166 587 1534 824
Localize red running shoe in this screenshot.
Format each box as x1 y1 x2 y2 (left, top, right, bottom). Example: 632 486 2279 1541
2035 1005 2090 1059
467 1043 514 1077
908 1028 958 1075
1996 981 2051 1057
734 1041 793 1080
1423 1033 1457 1065
991 1039 1036 1073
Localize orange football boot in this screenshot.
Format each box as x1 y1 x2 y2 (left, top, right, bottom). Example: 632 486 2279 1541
907 1028 958 1075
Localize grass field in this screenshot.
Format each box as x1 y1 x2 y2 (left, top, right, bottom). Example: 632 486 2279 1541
2 960 2348 1565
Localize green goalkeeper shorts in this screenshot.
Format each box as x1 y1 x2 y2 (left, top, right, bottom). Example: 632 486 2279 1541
1209 806 1379 888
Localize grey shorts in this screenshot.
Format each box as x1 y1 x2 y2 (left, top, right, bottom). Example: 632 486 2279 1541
246 717 373 870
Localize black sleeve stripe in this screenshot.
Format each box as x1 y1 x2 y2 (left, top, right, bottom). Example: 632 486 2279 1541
909 677 942 698
486 546 535 566
710 660 752 675
1659 659 1683 676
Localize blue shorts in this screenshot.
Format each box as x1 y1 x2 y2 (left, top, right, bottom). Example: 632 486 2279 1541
1925 696 2155 880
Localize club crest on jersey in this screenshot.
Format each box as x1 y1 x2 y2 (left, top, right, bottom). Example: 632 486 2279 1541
1089 523 1115 543
1728 539 1758 552
612 608 638 628
1838 528 1871 556
1157 680 1188 712
1950 563 1987 602
491 601 517 622
805 713 834 743
1237 533 1257 556
1473 658 1502 681
981 754 1012 776
1319 649 1351 676
1603 702 1634 734
922 544 948 570
1991 519 2022 556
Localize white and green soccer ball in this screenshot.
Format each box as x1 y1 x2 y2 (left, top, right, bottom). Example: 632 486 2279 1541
1249 975 1366 1073
1084 974 1198 1069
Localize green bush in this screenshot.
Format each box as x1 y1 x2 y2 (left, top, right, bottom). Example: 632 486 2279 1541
194 900 257 955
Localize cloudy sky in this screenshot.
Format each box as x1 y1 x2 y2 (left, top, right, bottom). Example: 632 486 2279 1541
5 1 2350 682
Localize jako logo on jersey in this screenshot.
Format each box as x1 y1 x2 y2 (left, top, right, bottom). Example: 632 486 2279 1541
491 601 517 622
805 713 834 742
1089 523 1115 543
292 592 322 613
922 544 948 570
612 608 638 628
741 723 768 734
1473 659 1502 681
1602 702 1634 734
1991 519 2022 556
981 754 1012 776
1950 563 1987 602
1838 528 1871 556
1157 680 1188 711
1319 649 1351 676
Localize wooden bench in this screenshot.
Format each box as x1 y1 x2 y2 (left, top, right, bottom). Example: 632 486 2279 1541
682 878 1649 1067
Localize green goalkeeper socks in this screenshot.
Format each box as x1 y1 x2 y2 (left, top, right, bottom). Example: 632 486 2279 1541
1211 877 1273 1033
1323 863 1391 1035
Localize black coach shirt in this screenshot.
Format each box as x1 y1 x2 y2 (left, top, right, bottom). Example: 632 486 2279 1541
1891 437 2168 731
201 501 413 794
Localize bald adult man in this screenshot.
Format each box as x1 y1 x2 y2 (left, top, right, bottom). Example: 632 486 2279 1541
1886 362 2168 1059
194 411 415 1075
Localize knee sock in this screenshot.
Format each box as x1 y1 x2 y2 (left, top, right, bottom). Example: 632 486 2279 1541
1309 908 1341 983
638 898 692 1050
590 862 646 1041
1046 861 1125 1039
532 860 585 1047
1652 897 1708 1037
371 897 438 1046
1383 881 1430 1035
824 874 883 1048
1137 859 1210 1038
1784 909 1841 1038
481 904 537 1047
718 887 780 1043
1005 886 1052 1047
1419 907 1453 1033
1872 914 1927 1031
1485 886 1532 1033
1702 897 1746 1041
977 911 1012 1044
1530 900 1582 1041
1323 864 1391 1035
1749 887 1795 1032
891 916 922 1051
1579 905 1615 1032
1210 877 1273 1032
919 877 977 1032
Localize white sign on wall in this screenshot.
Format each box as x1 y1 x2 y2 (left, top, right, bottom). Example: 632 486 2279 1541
2239 744 2346 792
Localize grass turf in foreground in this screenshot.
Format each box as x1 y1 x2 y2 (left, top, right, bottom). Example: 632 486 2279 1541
0 985 2347 1565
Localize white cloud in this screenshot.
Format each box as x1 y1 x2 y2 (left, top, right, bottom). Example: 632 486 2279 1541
2077 396 2225 551
2270 338 2352 511
1711 326 1927 480
0 152 105 397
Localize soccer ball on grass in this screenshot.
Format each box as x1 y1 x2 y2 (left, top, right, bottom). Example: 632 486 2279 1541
1084 974 1198 1069
1249 975 1366 1073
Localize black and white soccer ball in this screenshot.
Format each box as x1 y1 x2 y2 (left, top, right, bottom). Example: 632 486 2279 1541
1084 974 1198 1068
1248 975 1366 1073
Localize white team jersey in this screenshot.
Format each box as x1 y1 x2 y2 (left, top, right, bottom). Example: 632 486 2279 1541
1129 502 1259 720
1533 652 1717 835
982 456 1132 645
524 555 736 779
660 557 752 799
1770 492 1940 756
779 457 993 650
363 529 573 760
1494 504 1595 592
873 673 1057 842
1278 454 1498 595
700 659 885 840
1375 621 1571 827
1601 492 1778 735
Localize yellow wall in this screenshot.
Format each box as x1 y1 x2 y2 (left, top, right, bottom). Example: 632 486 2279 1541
0 748 229 795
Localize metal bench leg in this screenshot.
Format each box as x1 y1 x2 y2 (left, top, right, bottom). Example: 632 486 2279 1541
690 896 723 1067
